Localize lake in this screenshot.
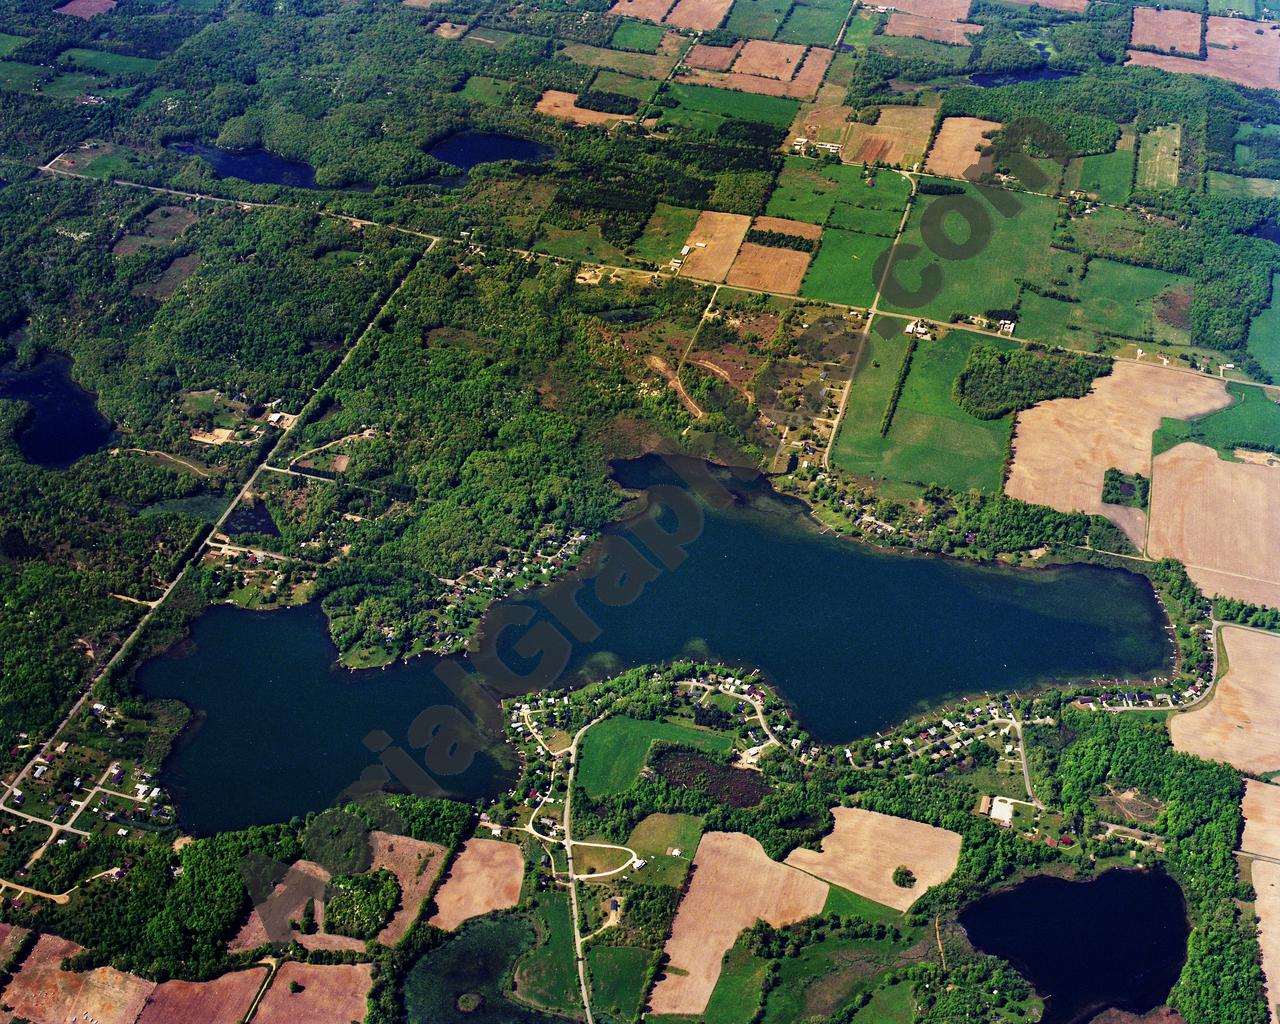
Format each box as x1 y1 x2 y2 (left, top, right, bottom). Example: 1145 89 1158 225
969 67 1076 88
426 130 554 187
170 142 317 189
0 356 114 468
137 455 1172 831
959 870 1189 1024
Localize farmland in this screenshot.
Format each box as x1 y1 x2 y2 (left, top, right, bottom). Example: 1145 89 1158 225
799 227 887 307
577 715 735 797
1063 127 1135 204
430 838 525 930
1136 124 1182 189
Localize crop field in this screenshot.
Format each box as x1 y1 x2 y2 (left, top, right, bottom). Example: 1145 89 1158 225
1126 15 1280 90
609 0 674 20
875 33 971 69
766 159 877 224
627 811 704 884
0 60 47 90
783 807 961 911
846 104 936 167
734 39 808 78
536 89 632 125
254 963 373 1024
1130 7 1202 55
883 0 970 18
591 68 659 100
430 837 525 930
726 0 793 38
588 945 653 1020
678 210 753 281
828 328 910 473
3 934 155 1024
883 182 1059 322
1136 124 1181 189
514 891 583 1014
1063 127 1135 204
1209 171 1280 198
611 18 667 51
560 41 677 77
60 47 160 74
799 227 886 307
926 116 1001 179
1148 441 1280 606
1248 273 1280 380
776 0 849 46
631 202 702 265
578 714 735 797
369 830 449 943
830 329 1017 491
660 81 800 131
664 0 735 30
1006 361 1229 547
687 39 743 69
1242 780 1280 860
54 0 117 17
841 9 880 47
1152 382 1280 459
726 242 813 293
885 11 982 45
138 968 267 1024
650 832 829 1015
825 173 911 235
1252 859 1280 1023
1170 626 1280 774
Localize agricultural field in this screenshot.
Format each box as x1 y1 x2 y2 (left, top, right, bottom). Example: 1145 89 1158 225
658 82 800 132
626 812 704 885
1208 171 1280 198
1126 15 1280 90
2 934 154 1024
701 939 772 1024
1130 7 1202 55
559 40 678 77
59 47 160 75
1136 124 1182 189
726 0 793 39
577 715 735 797
253 963 373 1024
514 891 583 1015
760 928 911 1023
845 104 936 167
138 969 267 1024
677 210 752 281
1152 382 1280 459
587 945 654 1020
799 227 887 307
591 68 659 101
776 0 849 46
460 74 512 104
767 159 910 234
1063 127 1135 204
1248 273 1280 380
611 18 667 51
629 202 702 265
926 117 1001 179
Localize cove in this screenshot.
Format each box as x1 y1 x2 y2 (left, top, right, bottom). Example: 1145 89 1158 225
170 142 317 189
482 455 1172 742
959 870 1189 1023
0 356 114 468
426 130 554 187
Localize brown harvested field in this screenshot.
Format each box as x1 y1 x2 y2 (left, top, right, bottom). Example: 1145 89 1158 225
732 39 808 80
54 0 116 16
0 924 27 962
788 46 833 98
1148 442 1280 607
1251 858 1280 1017
229 859 332 952
434 21 468 38
783 807 961 912
1005 362 1229 548
789 95 854 147
535 89 631 126
885 12 982 45
1127 16 1280 90
253 962 373 1024
1131 7 1202 55
926 116 1001 179
686 40 743 71
608 0 674 19
2 934 155 1024
663 0 733 30
369 830 448 944
753 215 823 239
681 46 831 98
139 968 267 1024
678 211 751 282
135 254 200 301
1170 626 1280 775
649 832 829 1015
428 838 524 931
1242 780 1280 861
559 42 678 78
884 0 970 17
726 244 812 294
846 105 935 167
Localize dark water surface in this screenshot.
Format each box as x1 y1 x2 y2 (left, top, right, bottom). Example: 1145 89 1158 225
960 870 1189 1024
426 130 554 187
969 67 1076 88
0 357 114 468
170 142 317 188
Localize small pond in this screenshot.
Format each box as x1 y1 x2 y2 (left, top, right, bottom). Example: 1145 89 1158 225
425 130 554 188
0 357 114 469
170 142 317 189
969 67 1077 88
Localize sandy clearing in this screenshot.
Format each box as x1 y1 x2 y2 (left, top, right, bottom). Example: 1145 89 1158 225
884 0 970 18
434 21 468 38
1005 362 1229 548
732 39 809 80
1126 16 1280 90
663 0 733 30
1131 7 1202 55
139 968 267 1024
784 806 961 912
885 12 983 45
428 838 524 931
726 244 812 294
535 90 631 126
679 211 752 282
1170 627 1280 775
1243 780 1280 861
54 0 116 16
2 934 154 1024
649 832 828 1015
686 40 743 70
753 215 823 239
846 105 936 167
926 116 1002 179
1148 442 1280 606
609 0 675 20
253 962 373 1024
1252 858 1280 1020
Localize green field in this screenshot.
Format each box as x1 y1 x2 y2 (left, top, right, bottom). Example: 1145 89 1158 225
830 328 1016 491
876 34 970 68
588 945 654 1020
534 224 627 264
611 18 666 52
629 203 701 266
626 812 704 885
0 61 47 91
726 0 793 38
1210 0 1254 13
799 228 888 308
857 980 916 1023
0 32 25 57
578 716 734 798
762 932 906 1024
591 69 658 101
700 940 770 1024
822 883 903 924
1136 124 1180 190
840 10 880 48
1248 272 1280 382
660 83 800 133
516 892 583 1015
775 0 848 46
1208 171 1280 199
42 72 107 98
767 158 910 233
460 74 513 104
60 48 161 75
1063 128 1134 205
1153 383 1280 458
463 26 520 49
1017 259 1192 347
883 181 1059 321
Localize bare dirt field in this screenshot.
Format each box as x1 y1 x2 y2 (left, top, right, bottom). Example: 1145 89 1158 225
885 12 983 45
678 211 752 281
1251 858 1280 1019
253 962 374 1024
229 859 332 952
2 934 154 1024
1127 16 1280 90
535 90 631 126
926 116 1002 179
753 215 823 239
733 39 808 80
846 105 936 167
1148 441 1280 607
783 806 961 912
1131 7 1202 55
54 0 116 16
726 243 812 294
649 832 828 1015
663 0 733 30
428 838 524 931
369 830 448 944
681 46 831 98
1170 626 1280 775
788 47 833 98
884 0 970 18
434 21 468 38
1005 362 1229 548
1242 780 1280 860
608 0 674 20
139 968 267 1024
686 40 743 70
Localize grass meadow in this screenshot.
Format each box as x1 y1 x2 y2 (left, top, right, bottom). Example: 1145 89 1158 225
767 159 910 235
1063 127 1134 204
630 203 702 265
60 48 160 75
726 0 793 38
0 32 25 56
0 61 47 91
699 940 770 1024
610 19 666 52
1136 124 1180 189
578 716 734 797
588 946 655 1020
775 0 848 46
1153 382 1280 457
460 75 512 104
1248 272 1280 381
515 892 583 1015
592 68 659 100
660 83 800 133
626 812 704 885
799 228 887 308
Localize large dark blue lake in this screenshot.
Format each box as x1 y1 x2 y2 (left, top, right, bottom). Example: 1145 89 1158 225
136 455 1171 832
0 357 114 468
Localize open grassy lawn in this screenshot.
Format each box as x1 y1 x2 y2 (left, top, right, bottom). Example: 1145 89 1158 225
1136 124 1180 189
882 181 1059 321
776 0 848 46
799 228 887 308
827 171 911 236
1209 171 1280 199
626 812 704 885
515 891 583 1015
0 61 47 91
611 18 666 53
857 980 916 1023
1017 259 1192 348
726 0 793 38
1153 382 1280 458
832 328 1015 490
762 933 906 1024
588 945 654 1020
60 48 160 75
1248 272 1280 382
629 202 702 266
662 83 800 130
460 75 512 104
82 148 150 179
822 883 903 924
578 716 734 798
534 224 628 265
0 32 26 56
1064 127 1134 204
42 72 106 97
592 68 659 101
699 940 770 1024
